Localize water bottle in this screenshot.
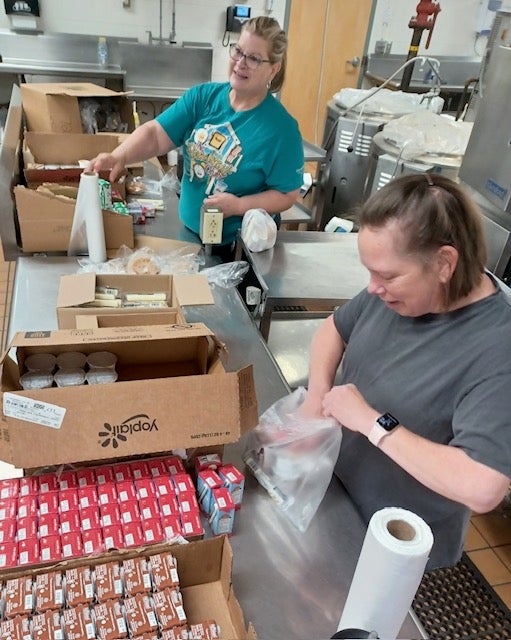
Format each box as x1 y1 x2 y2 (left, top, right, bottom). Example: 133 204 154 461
97 36 108 67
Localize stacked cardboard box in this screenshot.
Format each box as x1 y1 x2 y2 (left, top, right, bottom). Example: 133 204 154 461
15 83 147 254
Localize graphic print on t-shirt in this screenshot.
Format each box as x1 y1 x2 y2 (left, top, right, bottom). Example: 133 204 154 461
185 122 243 195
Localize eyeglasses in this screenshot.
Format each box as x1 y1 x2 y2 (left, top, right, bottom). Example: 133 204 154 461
229 44 271 69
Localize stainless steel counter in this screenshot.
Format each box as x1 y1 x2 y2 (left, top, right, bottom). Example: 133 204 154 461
7 255 424 639
237 231 369 340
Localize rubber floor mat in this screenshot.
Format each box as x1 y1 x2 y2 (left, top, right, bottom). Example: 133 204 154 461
413 552 511 639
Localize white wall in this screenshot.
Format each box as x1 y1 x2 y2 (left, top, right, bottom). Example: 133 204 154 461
1 0 510 81
369 0 511 57
0 0 287 83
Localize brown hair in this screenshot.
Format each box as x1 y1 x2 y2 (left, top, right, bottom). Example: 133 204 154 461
357 173 488 305
241 16 287 93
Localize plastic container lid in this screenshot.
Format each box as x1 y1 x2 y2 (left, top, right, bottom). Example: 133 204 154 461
24 353 57 373
56 351 87 370
87 351 117 370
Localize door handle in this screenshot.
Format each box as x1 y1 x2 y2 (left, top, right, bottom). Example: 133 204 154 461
347 56 360 68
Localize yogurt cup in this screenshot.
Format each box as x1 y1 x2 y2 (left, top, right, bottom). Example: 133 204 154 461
86 351 117 370
54 368 86 387
56 351 87 370
20 371 54 390
24 353 56 373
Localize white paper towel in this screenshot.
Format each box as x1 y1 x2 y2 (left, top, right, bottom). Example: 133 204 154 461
68 171 107 264
338 507 434 640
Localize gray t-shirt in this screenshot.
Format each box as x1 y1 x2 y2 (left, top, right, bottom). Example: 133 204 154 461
333 276 511 569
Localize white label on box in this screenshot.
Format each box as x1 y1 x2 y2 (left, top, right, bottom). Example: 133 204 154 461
3 393 66 428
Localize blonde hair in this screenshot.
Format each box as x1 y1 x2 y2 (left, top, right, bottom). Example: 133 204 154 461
241 16 288 93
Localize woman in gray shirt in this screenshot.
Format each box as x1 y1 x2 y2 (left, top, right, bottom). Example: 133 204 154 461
302 173 511 569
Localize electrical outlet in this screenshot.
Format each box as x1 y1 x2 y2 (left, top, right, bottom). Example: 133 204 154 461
200 207 224 244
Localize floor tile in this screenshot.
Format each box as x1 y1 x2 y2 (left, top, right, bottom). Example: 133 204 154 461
471 512 511 547
493 582 511 610
494 545 511 572
468 548 511 586
465 520 490 551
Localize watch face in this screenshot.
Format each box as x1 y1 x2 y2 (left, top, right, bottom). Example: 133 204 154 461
377 413 399 431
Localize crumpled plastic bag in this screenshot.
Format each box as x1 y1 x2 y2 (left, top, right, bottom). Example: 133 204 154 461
382 111 473 160
200 261 249 289
243 387 342 532
333 87 444 116
241 208 277 252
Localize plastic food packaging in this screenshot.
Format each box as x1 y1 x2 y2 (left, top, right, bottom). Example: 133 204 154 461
243 387 343 532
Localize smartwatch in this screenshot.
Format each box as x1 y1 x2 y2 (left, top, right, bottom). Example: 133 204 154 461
368 412 400 447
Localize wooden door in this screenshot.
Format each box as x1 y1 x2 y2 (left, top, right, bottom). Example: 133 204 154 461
281 0 375 145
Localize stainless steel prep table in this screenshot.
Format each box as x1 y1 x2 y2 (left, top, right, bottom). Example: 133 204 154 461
237 231 369 341
7 255 423 640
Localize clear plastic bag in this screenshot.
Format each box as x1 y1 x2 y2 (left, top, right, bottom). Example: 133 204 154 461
243 387 342 532
76 244 201 275
200 260 249 289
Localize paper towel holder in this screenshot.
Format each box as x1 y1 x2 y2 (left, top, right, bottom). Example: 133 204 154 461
331 629 379 639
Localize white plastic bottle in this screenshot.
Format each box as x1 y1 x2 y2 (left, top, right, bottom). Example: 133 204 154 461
97 36 108 67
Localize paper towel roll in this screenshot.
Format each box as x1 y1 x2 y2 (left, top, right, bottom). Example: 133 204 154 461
68 171 106 264
337 507 434 640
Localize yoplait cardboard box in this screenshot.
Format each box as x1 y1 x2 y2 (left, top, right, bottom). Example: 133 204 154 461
56 272 213 329
20 82 135 134
0 323 259 470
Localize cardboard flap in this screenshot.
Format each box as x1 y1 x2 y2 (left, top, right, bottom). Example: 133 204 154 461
173 274 214 306
24 132 119 164
237 365 259 432
0 412 14 467
56 272 96 308
22 82 131 98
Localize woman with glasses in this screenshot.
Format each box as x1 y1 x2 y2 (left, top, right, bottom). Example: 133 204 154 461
89 16 304 260
301 173 511 570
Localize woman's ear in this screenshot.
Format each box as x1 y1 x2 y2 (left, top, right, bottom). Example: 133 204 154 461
436 245 458 283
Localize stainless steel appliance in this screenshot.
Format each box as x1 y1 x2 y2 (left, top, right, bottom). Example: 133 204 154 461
319 101 388 227
458 10 511 281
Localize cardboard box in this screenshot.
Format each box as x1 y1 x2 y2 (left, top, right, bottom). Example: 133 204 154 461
75 310 184 329
56 273 214 329
13 185 134 253
0 536 256 639
20 82 134 134
1 323 258 469
22 132 121 186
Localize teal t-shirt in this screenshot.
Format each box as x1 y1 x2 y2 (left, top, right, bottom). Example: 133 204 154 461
156 82 304 245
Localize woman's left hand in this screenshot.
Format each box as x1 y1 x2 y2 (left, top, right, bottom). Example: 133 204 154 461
203 193 242 217
322 383 378 437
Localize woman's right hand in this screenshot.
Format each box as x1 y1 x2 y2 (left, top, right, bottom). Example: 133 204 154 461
87 152 126 183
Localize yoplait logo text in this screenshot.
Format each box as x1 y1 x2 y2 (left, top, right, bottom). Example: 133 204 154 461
99 414 158 449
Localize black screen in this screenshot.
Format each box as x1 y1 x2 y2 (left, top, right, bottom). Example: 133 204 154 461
4 0 40 17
